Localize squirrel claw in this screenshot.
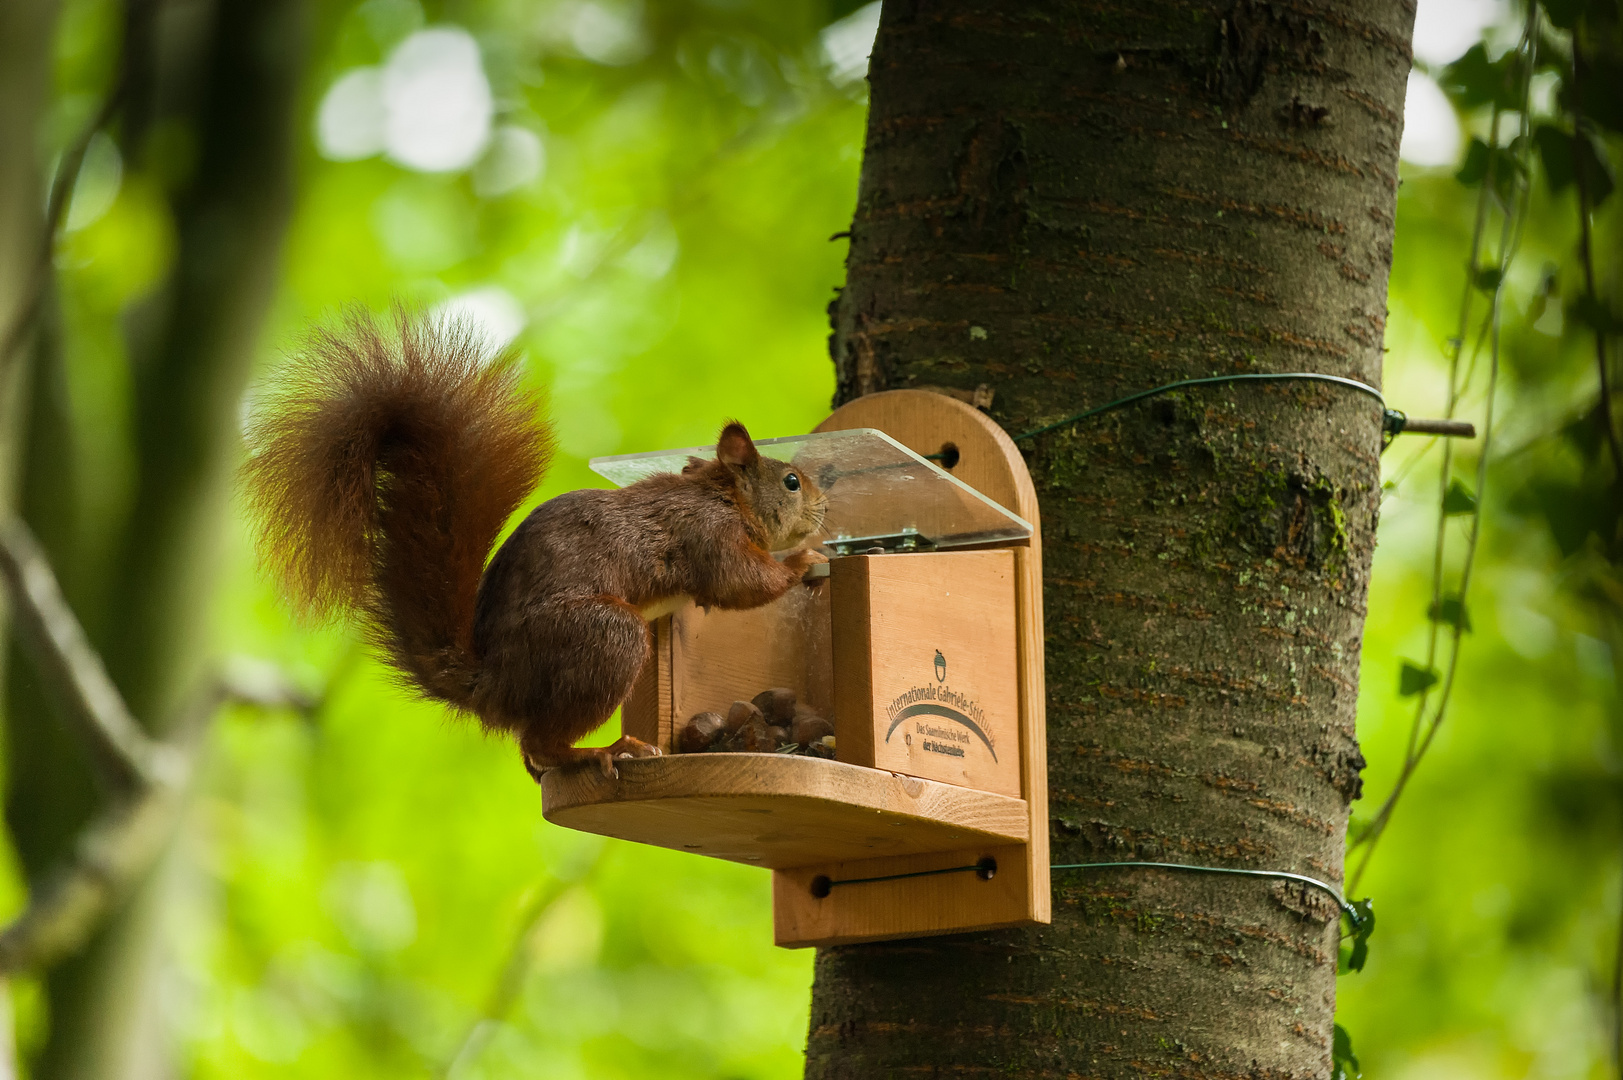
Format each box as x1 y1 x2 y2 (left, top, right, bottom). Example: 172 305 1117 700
605 735 662 760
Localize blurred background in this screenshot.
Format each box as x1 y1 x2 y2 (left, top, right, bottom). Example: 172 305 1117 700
0 0 1617 1076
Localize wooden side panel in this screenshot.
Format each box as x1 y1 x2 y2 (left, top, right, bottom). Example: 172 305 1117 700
622 615 673 751
829 555 874 766
1016 544 1051 921
833 550 1020 798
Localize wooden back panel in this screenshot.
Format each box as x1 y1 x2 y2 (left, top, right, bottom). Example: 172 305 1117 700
771 390 1050 944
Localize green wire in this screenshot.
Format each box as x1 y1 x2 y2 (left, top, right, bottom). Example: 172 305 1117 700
819 857 1369 931
843 372 1389 932
1009 371 1389 445
1052 861 1367 928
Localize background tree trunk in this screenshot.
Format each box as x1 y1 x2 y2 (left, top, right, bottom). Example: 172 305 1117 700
2 0 304 1076
808 2 1409 1075
0 0 56 511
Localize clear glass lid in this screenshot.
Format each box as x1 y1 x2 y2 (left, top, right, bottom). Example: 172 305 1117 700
590 428 1032 553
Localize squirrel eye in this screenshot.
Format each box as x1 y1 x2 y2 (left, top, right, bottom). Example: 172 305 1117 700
784 472 801 492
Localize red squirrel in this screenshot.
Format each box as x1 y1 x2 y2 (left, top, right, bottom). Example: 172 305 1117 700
242 311 828 778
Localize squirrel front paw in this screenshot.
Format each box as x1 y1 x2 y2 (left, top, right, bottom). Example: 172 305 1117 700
784 548 828 578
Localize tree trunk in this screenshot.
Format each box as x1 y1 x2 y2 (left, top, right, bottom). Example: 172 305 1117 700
101 0 305 725
807 2 1408 1075
0 0 57 506
3 0 304 1076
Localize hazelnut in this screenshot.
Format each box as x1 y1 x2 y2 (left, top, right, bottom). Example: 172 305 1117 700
752 687 798 726
741 717 784 752
725 700 764 732
792 710 834 746
678 711 726 754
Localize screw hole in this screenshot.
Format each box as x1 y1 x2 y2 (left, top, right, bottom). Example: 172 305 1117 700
810 875 832 899
936 442 961 470
975 856 997 881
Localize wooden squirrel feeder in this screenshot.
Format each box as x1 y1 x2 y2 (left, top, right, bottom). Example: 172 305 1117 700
541 390 1050 947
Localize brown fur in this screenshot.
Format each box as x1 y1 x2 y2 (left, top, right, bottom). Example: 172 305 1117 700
242 311 827 778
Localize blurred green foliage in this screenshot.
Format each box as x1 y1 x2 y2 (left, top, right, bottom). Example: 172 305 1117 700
7 0 1621 1077
1342 4 1622 1072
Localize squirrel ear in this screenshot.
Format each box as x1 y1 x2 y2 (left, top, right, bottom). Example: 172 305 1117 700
716 422 759 468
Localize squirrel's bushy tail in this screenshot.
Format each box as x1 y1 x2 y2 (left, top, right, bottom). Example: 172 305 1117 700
242 310 551 707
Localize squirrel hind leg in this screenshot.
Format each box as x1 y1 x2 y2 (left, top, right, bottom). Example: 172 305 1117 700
522 734 661 781
499 594 657 782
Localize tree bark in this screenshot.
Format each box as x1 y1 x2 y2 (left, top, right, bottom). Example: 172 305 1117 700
2 0 304 1076
808 2 1409 1075
102 0 305 725
0 7 60 1076
0 0 57 513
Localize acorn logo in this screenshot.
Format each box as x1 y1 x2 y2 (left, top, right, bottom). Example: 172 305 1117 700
883 649 996 760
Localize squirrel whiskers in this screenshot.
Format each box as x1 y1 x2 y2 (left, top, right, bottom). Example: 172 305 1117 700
242 310 828 779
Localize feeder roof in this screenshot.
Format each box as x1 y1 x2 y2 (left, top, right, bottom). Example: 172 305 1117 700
590 427 1032 553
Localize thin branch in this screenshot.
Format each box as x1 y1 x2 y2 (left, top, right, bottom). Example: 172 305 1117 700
1615 890 1623 1080
1397 100 1502 774
0 668 200 976
1614 706 1623 1080
440 876 587 1078
1577 27 1623 1078
0 669 317 978
1569 36 1623 506
1350 6 1537 889
0 980 15 1080
0 777 184 975
0 503 323 977
0 516 179 789
0 84 125 380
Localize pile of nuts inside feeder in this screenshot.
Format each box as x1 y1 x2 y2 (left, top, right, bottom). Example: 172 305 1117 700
678 687 836 758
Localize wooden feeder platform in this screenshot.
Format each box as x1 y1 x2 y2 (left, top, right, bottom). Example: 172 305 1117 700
543 390 1050 948
542 753 1029 867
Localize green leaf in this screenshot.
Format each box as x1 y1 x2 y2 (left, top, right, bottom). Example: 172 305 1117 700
1526 264 1559 323
1428 595 1474 632
1541 0 1587 29
1441 43 1521 110
1530 476 1610 555
1535 125 1576 191
1562 407 1604 460
1591 56 1623 133
1332 1023 1362 1080
1442 478 1478 515
1474 266 1504 293
1456 137 1524 206
1456 137 1492 186
1536 124 1615 206
1399 661 1439 697
1561 53 1623 134
1574 293 1620 335
1343 898 1376 974
1346 935 1368 973
1577 129 1616 206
